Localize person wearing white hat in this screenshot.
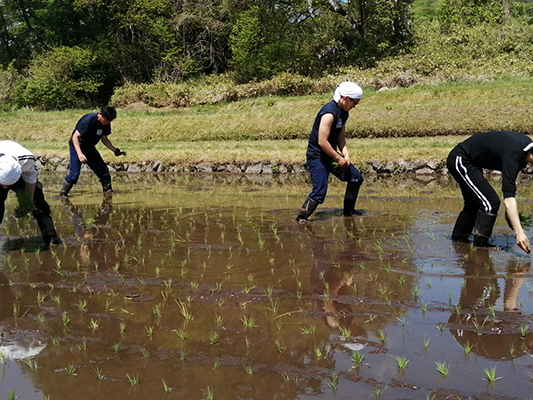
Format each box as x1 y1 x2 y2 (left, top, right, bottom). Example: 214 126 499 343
447 130 533 252
296 81 365 223
0 140 61 250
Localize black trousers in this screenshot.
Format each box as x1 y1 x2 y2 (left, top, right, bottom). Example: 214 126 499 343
446 148 501 217
0 179 58 239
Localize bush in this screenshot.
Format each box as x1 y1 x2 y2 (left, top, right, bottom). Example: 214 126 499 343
0 62 23 111
20 46 103 110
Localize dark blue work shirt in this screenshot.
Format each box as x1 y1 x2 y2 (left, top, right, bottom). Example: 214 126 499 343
306 100 348 160
70 113 111 149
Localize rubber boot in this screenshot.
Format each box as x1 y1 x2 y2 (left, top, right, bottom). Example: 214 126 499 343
451 211 476 243
102 182 113 192
59 181 73 197
343 182 362 216
37 215 62 250
297 197 319 223
473 210 498 248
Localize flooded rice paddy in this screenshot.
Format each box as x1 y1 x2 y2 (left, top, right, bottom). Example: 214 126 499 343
1 173 533 400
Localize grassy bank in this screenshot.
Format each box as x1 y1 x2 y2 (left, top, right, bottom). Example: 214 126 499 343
1 77 531 165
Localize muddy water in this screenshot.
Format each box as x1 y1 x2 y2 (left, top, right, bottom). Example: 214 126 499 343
1 173 532 400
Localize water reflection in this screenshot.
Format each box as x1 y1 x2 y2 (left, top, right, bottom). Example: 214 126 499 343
449 243 533 360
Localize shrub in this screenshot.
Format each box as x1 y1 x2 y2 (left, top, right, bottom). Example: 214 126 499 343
20 46 102 110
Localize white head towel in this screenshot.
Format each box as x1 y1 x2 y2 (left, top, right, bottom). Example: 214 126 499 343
333 81 363 102
0 155 22 186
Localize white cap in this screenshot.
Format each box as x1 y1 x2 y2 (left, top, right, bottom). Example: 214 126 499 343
333 81 363 102
0 155 22 186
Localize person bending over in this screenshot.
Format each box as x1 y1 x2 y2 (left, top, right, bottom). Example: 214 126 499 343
0 140 61 250
447 130 532 252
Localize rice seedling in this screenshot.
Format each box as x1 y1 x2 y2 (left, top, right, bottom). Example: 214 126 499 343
37 314 45 324
141 347 150 359
208 330 219 345
152 303 163 317
275 340 286 353
65 365 77 376
328 373 339 390
374 386 387 397
377 330 387 343
23 359 38 371
213 358 220 370
396 316 408 327
241 316 258 329
145 326 154 337
126 373 139 386
176 299 194 321
76 299 88 311
89 319 99 332
508 343 517 359
483 364 501 383
243 365 253 375
339 326 351 338
365 315 377 324
301 325 316 334
520 324 528 339
423 336 430 350
350 351 364 369
51 337 61 346
244 336 252 349
61 313 71 326
435 361 450 376
113 342 121 353
394 356 409 370
463 340 473 355
0 352 7 364
7 389 18 400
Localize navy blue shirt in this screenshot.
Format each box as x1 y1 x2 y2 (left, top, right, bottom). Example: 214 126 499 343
306 100 349 160
457 130 532 198
70 113 111 149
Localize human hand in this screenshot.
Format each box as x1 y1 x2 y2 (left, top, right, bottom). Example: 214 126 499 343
114 148 126 156
516 232 531 253
78 153 87 163
338 157 349 168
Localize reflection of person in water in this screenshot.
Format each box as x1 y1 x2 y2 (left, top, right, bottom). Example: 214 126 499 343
449 244 533 360
307 220 365 333
62 194 113 266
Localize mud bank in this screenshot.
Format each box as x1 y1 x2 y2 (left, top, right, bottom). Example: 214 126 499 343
36 156 533 175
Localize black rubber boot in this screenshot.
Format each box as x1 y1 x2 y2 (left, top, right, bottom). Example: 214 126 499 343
37 215 61 250
343 182 362 216
473 210 498 247
297 197 319 223
60 181 73 197
451 211 476 243
102 182 113 192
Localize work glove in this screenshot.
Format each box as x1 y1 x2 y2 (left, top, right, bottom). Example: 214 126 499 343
114 148 126 156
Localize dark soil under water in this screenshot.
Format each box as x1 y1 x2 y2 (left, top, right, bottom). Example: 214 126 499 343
1 173 532 400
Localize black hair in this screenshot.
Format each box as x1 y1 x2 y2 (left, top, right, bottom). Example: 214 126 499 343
100 106 117 121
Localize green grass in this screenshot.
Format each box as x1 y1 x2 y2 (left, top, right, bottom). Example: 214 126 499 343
1 77 531 165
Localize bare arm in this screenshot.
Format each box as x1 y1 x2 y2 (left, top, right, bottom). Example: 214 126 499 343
318 114 349 167
504 197 530 253
72 131 87 163
100 135 117 153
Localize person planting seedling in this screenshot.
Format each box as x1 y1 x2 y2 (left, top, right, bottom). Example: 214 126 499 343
447 130 533 253
0 140 61 250
60 106 125 196
296 81 365 223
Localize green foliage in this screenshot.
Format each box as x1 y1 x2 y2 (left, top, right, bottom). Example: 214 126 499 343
20 46 102 110
437 0 527 29
0 62 23 111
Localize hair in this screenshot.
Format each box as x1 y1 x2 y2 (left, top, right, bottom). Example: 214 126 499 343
100 106 117 121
